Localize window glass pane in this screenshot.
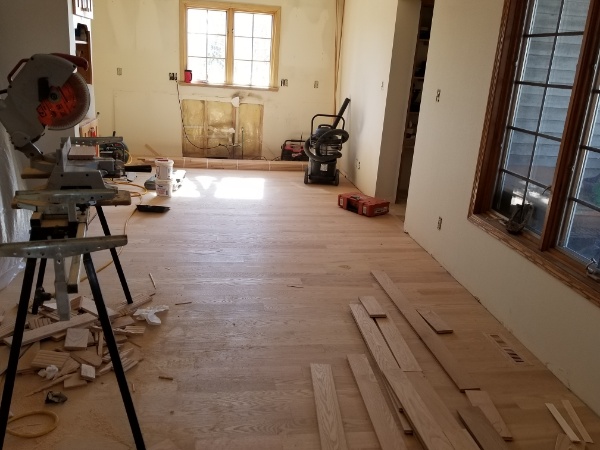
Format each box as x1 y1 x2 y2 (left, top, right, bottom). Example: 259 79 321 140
505 130 535 178
525 183 550 235
494 172 525 217
539 87 572 137
207 58 225 84
188 9 207 34
188 34 206 57
234 60 252 85
563 202 600 260
576 149 600 208
235 12 253 37
234 37 252 60
188 57 206 82
549 35 583 85
513 85 544 132
522 37 553 83
207 10 226 35
531 137 560 186
207 35 226 58
589 96 600 148
559 0 590 32
252 61 270 86
253 14 272 38
253 38 271 62
530 0 561 34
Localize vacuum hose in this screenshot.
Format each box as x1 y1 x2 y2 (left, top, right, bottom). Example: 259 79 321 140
304 128 349 162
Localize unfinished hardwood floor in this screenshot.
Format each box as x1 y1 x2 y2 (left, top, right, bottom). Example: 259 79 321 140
0 169 598 449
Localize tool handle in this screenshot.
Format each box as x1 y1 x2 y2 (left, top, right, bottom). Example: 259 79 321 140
123 165 152 173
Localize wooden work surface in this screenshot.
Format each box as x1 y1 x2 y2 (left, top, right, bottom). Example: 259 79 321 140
0 169 598 449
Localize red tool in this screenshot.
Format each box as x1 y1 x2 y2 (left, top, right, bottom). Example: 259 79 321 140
338 192 390 217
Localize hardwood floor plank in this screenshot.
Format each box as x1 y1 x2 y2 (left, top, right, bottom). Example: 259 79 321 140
458 406 509 450
359 296 387 318
347 353 407 450
546 403 581 443
465 389 512 441
310 363 348 450
562 400 593 443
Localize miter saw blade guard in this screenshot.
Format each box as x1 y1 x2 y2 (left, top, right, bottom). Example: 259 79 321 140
0 53 90 150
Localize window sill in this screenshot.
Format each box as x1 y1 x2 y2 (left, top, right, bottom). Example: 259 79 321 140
177 81 279 92
468 212 600 307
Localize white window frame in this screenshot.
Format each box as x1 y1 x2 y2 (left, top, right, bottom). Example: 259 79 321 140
180 1 281 89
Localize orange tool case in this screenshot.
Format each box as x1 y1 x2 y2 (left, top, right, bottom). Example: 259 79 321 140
338 192 390 217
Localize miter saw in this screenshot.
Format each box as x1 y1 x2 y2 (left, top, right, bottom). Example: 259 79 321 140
0 53 149 219
0 53 143 315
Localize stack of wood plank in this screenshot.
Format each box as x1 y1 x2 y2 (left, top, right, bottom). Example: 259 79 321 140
0 293 154 395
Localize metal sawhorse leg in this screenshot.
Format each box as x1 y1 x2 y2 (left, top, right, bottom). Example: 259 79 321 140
0 236 145 450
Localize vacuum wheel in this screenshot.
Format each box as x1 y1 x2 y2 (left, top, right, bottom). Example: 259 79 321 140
333 169 339 186
304 167 309 184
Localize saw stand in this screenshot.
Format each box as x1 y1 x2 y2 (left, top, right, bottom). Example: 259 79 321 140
0 236 146 450
0 140 146 449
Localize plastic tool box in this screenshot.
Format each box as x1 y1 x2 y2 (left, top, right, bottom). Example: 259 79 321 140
338 192 390 217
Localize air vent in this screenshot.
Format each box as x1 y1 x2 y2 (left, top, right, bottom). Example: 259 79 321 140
487 333 527 364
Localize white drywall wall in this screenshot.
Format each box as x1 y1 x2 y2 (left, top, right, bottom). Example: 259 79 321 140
404 0 600 415
92 0 337 159
376 0 420 201
337 0 399 196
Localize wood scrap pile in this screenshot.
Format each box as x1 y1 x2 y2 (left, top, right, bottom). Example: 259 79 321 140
0 293 155 396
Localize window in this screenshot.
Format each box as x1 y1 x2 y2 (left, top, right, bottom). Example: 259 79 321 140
180 1 281 88
471 0 600 303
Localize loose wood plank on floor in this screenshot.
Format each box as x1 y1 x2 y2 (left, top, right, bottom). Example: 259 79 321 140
458 406 509 450
347 353 407 450
562 400 593 444
546 403 581 443
375 316 421 372
372 270 479 391
359 296 387 318
349 303 454 450
64 328 91 351
416 308 453 334
465 389 512 441
310 363 348 450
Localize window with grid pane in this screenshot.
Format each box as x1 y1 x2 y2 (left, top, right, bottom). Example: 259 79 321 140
181 1 280 88
470 0 600 302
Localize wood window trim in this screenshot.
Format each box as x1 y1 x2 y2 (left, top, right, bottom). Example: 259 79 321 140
469 0 600 307
179 0 281 89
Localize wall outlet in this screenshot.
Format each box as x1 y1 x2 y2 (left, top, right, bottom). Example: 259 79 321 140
169 72 177 81
281 79 288 87
314 81 319 88
355 159 360 169
436 89 441 102
437 217 443 230
117 67 122 76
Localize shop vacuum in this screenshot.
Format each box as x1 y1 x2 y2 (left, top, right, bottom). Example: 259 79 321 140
303 98 350 185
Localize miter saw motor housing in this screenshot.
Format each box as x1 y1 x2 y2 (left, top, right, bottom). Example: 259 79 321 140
303 98 350 186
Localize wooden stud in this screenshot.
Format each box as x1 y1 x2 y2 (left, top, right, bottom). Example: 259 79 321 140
359 296 387 318
310 363 348 450
465 389 512 441
347 354 407 450
546 403 581 443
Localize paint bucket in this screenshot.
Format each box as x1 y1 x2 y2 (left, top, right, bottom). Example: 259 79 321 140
156 179 173 197
155 158 174 180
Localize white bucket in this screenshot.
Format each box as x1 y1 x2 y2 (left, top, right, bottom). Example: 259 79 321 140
156 179 173 197
155 158 174 180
